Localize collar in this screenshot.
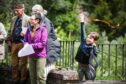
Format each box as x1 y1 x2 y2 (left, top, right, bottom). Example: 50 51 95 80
40 16 45 24
29 24 41 32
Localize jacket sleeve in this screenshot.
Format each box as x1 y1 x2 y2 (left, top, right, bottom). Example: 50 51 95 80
44 17 57 40
80 22 86 46
24 29 29 43
32 27 48 49
6 17 15 41
93 46 98 57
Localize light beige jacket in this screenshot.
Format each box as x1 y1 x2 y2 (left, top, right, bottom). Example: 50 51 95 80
7 14 29 40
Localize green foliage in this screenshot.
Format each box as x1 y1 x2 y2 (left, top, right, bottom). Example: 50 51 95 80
98 31 110 44
85 23 100 35
53 11 79 40
77 0 126 41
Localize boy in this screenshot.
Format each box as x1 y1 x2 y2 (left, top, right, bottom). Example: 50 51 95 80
75 20 99 81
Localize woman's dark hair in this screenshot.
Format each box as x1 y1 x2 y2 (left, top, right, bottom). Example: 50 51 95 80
34 13 42 23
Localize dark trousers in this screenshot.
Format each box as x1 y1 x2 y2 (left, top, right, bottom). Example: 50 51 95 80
78 63 88 81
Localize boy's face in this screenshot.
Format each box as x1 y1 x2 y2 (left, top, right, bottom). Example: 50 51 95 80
86 34 95 45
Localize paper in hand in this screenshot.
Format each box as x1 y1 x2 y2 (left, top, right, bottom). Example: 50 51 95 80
21 27 27 35
18 43 35 57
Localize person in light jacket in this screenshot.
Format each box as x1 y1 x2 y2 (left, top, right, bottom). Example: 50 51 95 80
6 3 29 84
0 22 7 60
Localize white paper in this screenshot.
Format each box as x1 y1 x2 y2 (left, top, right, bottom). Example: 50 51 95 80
21 27 27 35
18 43 35 57
0 35 4 39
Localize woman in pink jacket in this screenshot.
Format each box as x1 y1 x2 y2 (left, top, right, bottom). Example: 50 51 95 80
24 13 47 84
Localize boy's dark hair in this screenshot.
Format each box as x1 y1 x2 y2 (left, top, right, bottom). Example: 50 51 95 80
88 32 99 41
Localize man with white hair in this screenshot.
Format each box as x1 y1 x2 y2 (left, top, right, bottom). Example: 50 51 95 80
31 4 60 80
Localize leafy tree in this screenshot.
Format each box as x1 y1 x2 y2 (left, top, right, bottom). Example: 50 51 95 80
78 0 126 41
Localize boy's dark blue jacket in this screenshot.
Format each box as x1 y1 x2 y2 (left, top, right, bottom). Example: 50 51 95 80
75 22 97 64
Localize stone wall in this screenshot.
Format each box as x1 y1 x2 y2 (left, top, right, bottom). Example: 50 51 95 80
46 68 79 84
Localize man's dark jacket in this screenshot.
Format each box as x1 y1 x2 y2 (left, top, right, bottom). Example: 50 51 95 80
42 16 60 65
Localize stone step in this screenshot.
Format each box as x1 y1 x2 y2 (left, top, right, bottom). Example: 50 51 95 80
47 80 126 84
79 80 126 84
47 69 126 84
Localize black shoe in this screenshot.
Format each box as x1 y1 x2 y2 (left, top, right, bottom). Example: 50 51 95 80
12 80 19 84
19 80 27 84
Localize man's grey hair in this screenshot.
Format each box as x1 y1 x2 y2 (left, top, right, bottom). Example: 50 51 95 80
32 4 47 16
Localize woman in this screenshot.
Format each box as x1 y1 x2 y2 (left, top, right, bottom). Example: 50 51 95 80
32 4 60 79
24 13 47 84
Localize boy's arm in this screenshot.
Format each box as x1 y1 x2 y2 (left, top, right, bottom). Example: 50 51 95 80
80 22 86 45
93 46 99 57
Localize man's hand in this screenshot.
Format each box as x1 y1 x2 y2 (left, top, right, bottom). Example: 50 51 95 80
20 32 25 36
7 41 12 47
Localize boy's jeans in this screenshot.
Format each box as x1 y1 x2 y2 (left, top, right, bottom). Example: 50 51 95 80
78 63 88 81
29 57 46 84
